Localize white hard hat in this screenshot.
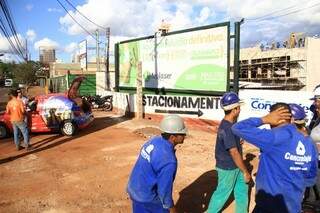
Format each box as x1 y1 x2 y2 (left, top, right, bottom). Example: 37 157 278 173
159 114 187 134
310 85 320 100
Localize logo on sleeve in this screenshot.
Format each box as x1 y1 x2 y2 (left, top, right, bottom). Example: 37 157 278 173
141 144 154 163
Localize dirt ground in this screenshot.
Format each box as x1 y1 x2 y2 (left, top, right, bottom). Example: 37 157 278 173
0 111 260 213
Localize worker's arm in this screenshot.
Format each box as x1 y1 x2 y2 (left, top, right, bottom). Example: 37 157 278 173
229 147 251 183
304 143 318 187
231 107 290 152
157 162 177 210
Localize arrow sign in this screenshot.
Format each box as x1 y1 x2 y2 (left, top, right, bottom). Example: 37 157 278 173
155 109 203 117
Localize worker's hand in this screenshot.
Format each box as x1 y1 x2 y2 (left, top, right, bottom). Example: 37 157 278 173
169 207 178 213
262 107 291 126
243 172 251 184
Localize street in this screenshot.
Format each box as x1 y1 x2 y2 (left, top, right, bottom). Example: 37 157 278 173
0 111 259 212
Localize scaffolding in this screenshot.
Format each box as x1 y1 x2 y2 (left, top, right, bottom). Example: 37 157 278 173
237 47 306 90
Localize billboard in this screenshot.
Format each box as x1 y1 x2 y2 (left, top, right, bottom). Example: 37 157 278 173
118 23 230 93
79 40 87 70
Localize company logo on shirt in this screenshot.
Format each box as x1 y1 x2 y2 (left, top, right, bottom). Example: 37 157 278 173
296 141 306 155
140 144 154 163
284 141 312 171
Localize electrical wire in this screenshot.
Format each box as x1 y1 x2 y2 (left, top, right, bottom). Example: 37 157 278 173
0 19 25 60
0 1 26 57
56 0 102 43
62 0 108 30
1 0 26 56
246 1 320 23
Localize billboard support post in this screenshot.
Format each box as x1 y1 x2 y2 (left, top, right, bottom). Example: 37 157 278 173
233 19 244 94
105 27 110 90
136 62 143 119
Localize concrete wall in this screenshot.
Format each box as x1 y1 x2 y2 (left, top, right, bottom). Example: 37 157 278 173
98 89 314 123
306 37 320 91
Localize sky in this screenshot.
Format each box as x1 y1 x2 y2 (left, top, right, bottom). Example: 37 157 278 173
2 0 320 63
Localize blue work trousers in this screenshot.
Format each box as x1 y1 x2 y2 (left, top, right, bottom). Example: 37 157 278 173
12 121 29 148
132 200 169 213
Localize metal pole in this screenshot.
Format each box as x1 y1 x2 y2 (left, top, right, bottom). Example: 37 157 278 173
154 32 158 76
233 20 243 94
105 27 110 90
25 38 28 61
96 29 100 73
136 61 143 119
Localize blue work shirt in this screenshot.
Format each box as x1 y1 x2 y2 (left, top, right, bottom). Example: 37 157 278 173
232 118 318 213
127 136 177 209
215 119 242 170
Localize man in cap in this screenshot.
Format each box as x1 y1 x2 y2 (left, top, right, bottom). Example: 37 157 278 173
127 114 187 213
207 92 251 213
232 103 318 212
309 85 320 130
6 89 31 150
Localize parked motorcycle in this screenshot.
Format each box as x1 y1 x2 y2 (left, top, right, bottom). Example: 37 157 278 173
83 95 113 111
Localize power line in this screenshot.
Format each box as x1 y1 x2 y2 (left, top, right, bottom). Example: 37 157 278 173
246 1 320 23
0 0 27 61
0 18 25 60
62 0 108 31
261 2 320 21
56 0 102 43
246 4 301 21
2 0 26 55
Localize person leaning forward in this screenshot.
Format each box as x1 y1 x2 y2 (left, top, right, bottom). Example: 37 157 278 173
207 92 251 213
127 114 187 213
6 89 31 150
232 103 318 213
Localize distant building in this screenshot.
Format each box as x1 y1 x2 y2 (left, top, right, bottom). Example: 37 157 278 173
39 47 56 64
231 36 320 91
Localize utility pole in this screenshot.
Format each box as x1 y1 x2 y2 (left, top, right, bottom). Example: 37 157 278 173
96 29 100 73
25 38 28 61
105 27 110 90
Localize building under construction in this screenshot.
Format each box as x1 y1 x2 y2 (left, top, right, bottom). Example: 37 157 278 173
231 34 320 91
39 47 56 64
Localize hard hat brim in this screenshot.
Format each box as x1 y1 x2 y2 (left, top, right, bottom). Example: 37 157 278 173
160 127 188 135
222 100 244 111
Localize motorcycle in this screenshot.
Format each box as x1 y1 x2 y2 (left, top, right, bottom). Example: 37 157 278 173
83 95 113 111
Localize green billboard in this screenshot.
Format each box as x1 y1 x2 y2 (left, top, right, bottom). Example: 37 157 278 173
118 23 230 93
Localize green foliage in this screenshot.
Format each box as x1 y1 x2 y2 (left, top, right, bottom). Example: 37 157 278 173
0 61 41 85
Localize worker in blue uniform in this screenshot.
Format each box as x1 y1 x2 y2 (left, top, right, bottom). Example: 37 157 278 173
127 114 187 213
232 102 318 213
207 92 251 213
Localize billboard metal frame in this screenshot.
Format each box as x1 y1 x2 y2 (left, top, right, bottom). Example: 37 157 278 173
115 21 233 96
79 39 87 71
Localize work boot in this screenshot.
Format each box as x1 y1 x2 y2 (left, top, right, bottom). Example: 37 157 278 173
16 145 23 151
26 145 34 151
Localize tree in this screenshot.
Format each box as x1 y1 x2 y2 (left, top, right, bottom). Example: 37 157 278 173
13 61 39 85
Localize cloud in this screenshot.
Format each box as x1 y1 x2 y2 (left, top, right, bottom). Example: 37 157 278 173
0 34 25 54
58 0 320 47
48 8 62 13
25 4 33 11
0 54 17 63
196 7 211 23
26 29 36 42
34 38 59 50
64 42 78 53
